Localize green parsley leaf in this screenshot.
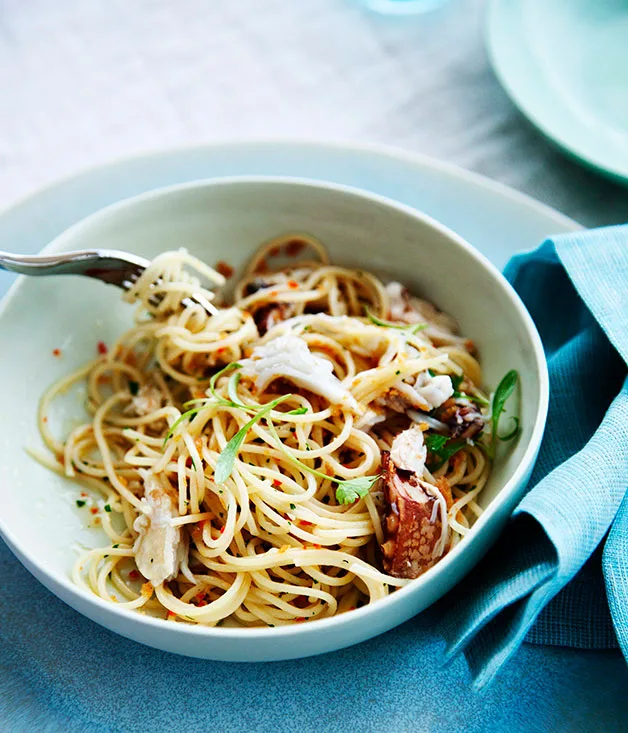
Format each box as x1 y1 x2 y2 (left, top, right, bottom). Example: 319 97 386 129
128 380 140 396
75 499 86 508
104 504 112 513
336 475 380 505
214 395 291 484
424 433 448 453
287 407 308 415
426 437 467 470
290 503 296 510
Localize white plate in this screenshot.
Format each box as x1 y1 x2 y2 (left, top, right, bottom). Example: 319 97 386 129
487 0 628 183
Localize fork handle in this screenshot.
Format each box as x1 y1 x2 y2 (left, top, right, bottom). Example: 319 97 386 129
0 249 149 288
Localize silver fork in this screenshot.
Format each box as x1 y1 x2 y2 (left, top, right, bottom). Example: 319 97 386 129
0 249 211 310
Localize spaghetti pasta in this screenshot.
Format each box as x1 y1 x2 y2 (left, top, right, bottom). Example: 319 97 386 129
35 235 514 627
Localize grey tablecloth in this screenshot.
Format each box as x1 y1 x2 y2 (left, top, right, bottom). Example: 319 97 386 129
0 0 626 228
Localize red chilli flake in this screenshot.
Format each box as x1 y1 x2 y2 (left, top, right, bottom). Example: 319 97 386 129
52 348 61 357
298 520 314 528
215 261 234 279
287 280 299 289
219 526 225 534
295 617 306 623
97 341 108 355
167 611 177 619
129 570 140 580
272 479 282 489
90 507 99 515
195 592 209 607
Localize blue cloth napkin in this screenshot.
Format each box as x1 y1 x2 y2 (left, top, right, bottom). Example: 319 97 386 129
440 225 628 688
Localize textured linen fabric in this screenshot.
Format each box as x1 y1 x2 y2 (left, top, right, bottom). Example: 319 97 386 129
441 226 628 687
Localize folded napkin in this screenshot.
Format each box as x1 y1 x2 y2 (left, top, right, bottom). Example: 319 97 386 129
440 225 628 688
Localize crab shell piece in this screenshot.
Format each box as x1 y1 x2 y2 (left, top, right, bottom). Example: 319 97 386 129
380 451 448 579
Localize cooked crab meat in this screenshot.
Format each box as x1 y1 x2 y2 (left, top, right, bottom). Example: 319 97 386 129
436 398 485 440
380 451 448 579
377 370 453 414
385 282 469 349
355 407 386 431
390 424 427 474
133 474 186 586
386 282 421 323
239 333 359 412
126 384 163 416
414 371 454 409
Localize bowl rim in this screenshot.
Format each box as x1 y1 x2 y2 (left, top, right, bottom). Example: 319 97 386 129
0 174 549 641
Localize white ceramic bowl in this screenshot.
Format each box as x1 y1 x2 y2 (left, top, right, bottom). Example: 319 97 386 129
0 177 548 661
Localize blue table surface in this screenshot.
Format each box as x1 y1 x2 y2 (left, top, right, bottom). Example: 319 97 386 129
2 536 626 733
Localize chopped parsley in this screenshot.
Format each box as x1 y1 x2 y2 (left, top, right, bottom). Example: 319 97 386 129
104 504 112 513
424 434 448 453
426 434 467 470
335 476 380 504
128 380 140 396
75 499 86 508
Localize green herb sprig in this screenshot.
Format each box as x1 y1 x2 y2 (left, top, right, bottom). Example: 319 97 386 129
214 395 291 484
365 308 427 335
489 369 520 458
265 420 379 504
447 372 490 407
166 361 308 448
